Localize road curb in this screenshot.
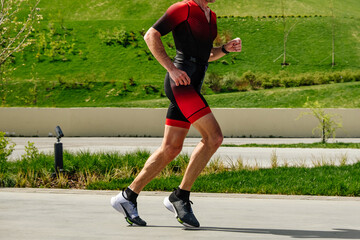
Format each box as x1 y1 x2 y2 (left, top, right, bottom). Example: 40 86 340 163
1 187 359 201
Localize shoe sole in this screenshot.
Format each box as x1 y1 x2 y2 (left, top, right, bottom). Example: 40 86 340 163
110 197 137 226
163 197 196 228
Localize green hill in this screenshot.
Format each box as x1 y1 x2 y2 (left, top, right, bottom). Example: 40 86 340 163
3 0 360 108
11 0 359 81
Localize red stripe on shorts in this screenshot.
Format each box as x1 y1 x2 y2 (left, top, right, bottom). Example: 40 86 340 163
165 118 191 129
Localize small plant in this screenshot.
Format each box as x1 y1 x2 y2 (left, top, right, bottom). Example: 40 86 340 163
283 159 289 167
0 132 15 172
78 169 99 187
161 154 189 177
35 21 79 62
55 172 69 188
143 85 159 94
235 157 244 170
204 157 227 174
98 28 138 47
270 150 278 168
22 141 40 161
339 153 348 166
311 156 326 167
15 169 39 188
298 98 343 143
129 77 136 86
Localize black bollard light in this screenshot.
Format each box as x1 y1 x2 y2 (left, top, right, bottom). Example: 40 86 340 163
53 126 64 176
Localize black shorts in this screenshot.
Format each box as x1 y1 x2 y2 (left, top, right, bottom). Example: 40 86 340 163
164 54 211 129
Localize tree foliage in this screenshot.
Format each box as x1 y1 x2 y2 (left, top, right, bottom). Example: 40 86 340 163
0 0 41 66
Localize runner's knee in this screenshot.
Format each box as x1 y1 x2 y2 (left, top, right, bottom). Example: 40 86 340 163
213 133 224 149
161 143 183 160
203 132 223 150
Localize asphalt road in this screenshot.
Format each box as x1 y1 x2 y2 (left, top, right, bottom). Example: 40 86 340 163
9 137 360 167
0 188 359 240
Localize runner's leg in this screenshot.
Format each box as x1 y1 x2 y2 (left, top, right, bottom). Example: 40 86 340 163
179 112 223 191
163 112 222 228
129 125 189 193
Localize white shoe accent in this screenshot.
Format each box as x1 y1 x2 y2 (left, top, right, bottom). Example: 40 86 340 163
111 196 126 216
163 197 177 217
111 192 139 218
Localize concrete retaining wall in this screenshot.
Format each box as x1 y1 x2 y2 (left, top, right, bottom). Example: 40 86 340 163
0 108 358 137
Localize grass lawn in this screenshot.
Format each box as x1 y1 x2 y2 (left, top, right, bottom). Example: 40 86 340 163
1 150 359 196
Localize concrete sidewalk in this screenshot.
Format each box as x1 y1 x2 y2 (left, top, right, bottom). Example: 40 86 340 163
0 188 359 240
9 137 360 167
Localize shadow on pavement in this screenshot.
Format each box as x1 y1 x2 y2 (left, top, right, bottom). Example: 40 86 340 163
182 227 360 239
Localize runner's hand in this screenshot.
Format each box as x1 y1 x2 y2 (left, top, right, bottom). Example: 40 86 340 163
169 68 191 86
224 38 242 53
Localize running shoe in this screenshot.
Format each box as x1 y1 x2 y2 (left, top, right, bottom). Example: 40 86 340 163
110 190 147 226
163 190 200 227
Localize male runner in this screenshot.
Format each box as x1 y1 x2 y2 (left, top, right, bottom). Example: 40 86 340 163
111 0 242 227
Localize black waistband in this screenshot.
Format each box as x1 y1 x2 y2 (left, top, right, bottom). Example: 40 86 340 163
174 51 208 66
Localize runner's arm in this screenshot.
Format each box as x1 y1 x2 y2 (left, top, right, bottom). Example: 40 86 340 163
208 38 242 62
144 27 190 86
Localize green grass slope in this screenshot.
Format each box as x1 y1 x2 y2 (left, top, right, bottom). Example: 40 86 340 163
4 0 360 108
12 17 360 81
11 0 359 80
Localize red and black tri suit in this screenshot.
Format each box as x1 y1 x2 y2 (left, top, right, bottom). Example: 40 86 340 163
153 0 217 129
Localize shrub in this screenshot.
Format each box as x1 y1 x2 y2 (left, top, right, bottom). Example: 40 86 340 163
282 77 299 88
221 73 239 92
354 72 360 82
241 71 261 90
313 72 330 85
340 70 356 82
329 72 343 83
205 72 222 93
270 77 282 87
259 73 272 89
298 74 316 86
250 78 262 90
235 79 249 92
262 80 273 89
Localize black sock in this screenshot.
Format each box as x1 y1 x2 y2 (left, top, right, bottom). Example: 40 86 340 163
124 187 138 204
175 187 190 202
